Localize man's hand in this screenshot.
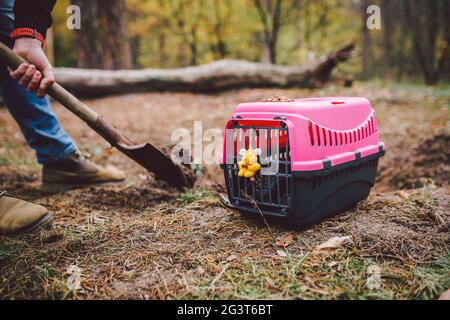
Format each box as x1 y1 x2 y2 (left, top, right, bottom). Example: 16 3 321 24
8 37 54 98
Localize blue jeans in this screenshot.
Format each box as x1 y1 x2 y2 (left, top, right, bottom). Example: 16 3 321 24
0 0 76 164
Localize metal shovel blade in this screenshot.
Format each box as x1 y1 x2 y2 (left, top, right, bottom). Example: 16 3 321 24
116 142 188 190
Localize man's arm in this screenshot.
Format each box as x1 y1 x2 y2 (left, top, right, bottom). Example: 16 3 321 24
13 0 57 41
9 0 57 98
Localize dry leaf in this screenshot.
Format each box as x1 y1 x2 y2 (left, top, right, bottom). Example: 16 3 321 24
138 173 148 181
265 277 275 287
275 234 294 247
382 194 402 203
197 267 205 275
438 289 450 300
66 264 84 292
394 190 410 200
276 249 288 257
328 261 338 268
315 236 353 251
226 254 238 262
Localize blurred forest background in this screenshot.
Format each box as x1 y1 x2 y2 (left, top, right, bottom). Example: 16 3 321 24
48 0 450 85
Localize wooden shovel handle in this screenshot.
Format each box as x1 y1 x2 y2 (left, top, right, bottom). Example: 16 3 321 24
0 41 133 147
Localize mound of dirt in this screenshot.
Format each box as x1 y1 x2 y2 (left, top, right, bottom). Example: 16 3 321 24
0 172 45 200
414 134 450 177
343 187 449 262
0 172 38 189
76 185 177 211
160 145 197 190
379 134 450 190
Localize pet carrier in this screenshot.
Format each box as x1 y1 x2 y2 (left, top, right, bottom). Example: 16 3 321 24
221 97 385 228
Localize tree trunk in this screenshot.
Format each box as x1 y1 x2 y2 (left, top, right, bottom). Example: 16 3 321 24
189 26 199 66
212 0 228 59
360 0 371 80
128 6 141 69
294 0 301 51
403 0 439 85
382 0 394 79
438 0 450 80
129 37 140 69
97 0 131 70
254 0 282 64
71 0 102 68
53 44 354 97
158 33 167 67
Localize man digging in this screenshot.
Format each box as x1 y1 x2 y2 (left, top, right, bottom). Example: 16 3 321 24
0 0 126 235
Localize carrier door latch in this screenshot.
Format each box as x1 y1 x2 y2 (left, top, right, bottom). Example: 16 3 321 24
322 159 332 170
354 151 362 167
274 116 288 128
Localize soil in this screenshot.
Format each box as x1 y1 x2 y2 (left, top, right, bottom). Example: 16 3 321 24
378 134 450 190
159 144 197 189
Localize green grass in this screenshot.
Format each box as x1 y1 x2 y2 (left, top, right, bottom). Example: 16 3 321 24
63 224 103 243
411 251 450 300
0 142 40 169
0 239 28 260
177 189 214 205
171 247 450 300
0 157 10 165
34 262 57 279
360 80 450 98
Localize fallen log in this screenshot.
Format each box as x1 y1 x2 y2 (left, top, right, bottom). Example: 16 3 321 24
53 43 354 97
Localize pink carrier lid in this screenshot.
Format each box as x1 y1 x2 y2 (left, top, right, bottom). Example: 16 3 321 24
222 97 386 171
233 97 372 131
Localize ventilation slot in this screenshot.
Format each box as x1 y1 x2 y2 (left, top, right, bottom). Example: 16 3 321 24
316 125 321 146
306 113 377 147
308 121 314 146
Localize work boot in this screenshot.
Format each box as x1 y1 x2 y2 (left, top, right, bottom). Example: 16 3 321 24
0 191 53 235
42 150 126 188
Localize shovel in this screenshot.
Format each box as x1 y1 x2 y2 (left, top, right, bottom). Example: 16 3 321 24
0 42 193 190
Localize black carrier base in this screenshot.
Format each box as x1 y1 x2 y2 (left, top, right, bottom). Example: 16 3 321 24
223 150 384 229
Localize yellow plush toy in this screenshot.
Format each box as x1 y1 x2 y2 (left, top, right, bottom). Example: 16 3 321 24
238 148 262 178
